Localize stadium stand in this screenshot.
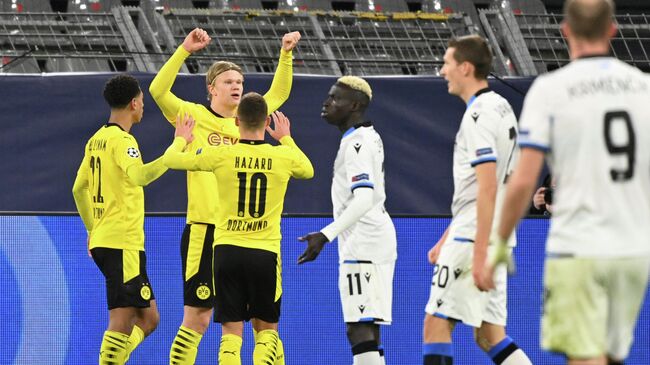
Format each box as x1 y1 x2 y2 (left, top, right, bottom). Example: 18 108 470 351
0 0 649 76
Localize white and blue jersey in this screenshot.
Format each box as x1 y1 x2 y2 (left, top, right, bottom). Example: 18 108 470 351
449 89 519 247
328 123 397 264
518 57 650 258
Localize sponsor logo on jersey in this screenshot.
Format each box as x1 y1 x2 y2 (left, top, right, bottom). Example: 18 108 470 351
471 112 480 122
353 142 362 153
454 268 462 279
475 147 493 157
196 284 211 300
127 147 140 158
208 133 239 146
352 173 369 182
358 305 366 313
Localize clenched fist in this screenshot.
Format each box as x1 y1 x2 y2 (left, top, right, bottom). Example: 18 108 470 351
182 28 211 53
282 31 301 52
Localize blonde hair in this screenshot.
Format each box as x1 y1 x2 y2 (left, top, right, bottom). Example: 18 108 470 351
205 61 243 100
337 76 372 100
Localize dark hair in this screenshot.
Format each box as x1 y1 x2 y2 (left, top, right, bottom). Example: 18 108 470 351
564 0 615 41
103 74 141 109
237 92 268 129
447 35 492 79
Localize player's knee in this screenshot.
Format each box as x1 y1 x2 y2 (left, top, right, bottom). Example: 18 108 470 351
145 310 160 335
473 329 492 352
346 323 377 346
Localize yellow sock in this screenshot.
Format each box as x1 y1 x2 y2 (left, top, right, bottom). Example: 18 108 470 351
253 330 280 365
170 326 203 365
274 338 285 365
124 325 145 363
219 334 242 365
253 329 284 365
99 330 129 365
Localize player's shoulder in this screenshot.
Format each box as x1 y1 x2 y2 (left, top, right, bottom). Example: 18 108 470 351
344 126 377 148
468 92 513 122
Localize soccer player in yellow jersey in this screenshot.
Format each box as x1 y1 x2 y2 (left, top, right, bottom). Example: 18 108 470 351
72 74 171 365
163 93 314 365
149 27 300 365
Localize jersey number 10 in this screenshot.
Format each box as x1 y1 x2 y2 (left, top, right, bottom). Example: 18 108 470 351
236 172 268 218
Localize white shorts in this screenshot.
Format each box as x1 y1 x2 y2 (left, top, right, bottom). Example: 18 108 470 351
542 256 650 360
424 239 509 328
339 261 395 325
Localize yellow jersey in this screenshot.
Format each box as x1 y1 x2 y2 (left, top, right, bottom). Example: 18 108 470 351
149 45 293 224
163 136 313 254
72 123 167 250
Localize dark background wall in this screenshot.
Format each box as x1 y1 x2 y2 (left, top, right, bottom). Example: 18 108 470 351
0 74 531 214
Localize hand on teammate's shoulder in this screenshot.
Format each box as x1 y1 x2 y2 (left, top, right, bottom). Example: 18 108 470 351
266 111 292 142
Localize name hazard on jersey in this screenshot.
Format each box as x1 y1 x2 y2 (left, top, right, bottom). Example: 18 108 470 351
234 156 273 170
226 219 269 232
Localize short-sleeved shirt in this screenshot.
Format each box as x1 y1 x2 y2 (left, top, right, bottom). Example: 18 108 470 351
518 57 650 258
77 124 147 250
449 89 519 247
330 124 397 263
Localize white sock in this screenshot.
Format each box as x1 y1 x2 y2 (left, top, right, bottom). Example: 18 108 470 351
500 349 532 365
353 351 383 365
488 336 532 365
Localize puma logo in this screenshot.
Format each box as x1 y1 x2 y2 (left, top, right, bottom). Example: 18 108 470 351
222 350 237 356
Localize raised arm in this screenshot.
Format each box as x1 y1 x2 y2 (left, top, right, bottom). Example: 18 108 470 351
263 32 300 113
149 28 212 124
162 114 219 172
266 111 314 180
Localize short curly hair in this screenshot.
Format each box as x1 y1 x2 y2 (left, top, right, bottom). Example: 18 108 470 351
336 76 372 100
103 74 141 108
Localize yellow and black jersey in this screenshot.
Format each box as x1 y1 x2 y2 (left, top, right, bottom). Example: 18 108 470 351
163 136 313 254
72 123 167 251
149 45 293 225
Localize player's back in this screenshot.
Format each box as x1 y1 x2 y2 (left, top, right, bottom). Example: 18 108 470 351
211 139 313 254
521 57 650 257
83 124 146 250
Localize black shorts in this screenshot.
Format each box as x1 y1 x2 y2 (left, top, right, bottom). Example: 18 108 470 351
213 244 281 324
91 248 154 310
181 223 215 307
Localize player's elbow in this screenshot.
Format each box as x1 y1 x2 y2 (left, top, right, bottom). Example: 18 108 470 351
71 178 87 196
148 79 165 101
304 165 315 179
161 152 178 171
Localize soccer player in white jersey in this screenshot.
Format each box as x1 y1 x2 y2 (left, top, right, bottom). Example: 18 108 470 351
422 35 532 365
298 76 397 365
494 1 650 364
